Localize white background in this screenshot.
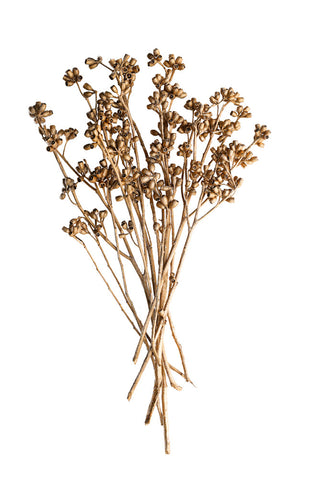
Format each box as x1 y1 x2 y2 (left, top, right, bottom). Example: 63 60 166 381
1 0 319 479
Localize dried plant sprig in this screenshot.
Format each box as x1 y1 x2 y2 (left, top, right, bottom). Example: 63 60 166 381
29 49 270 454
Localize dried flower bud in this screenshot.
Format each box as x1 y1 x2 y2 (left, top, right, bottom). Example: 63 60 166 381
85 56 103 69
168 199 179 209
99 210 108 221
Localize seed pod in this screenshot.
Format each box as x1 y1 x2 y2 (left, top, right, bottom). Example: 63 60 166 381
156 201 166 209
100 210 108 220
91 209 99 220
140 176 151 184
168 199 179 209
208 192 217 200
116 195 124 202
226 197 235 203
148 179 155 190
153 222 160 231
160 196 168 207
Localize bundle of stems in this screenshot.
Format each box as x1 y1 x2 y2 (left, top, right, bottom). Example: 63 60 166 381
29 49 270 454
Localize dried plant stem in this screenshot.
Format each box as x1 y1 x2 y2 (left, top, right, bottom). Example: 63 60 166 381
29 49 269 453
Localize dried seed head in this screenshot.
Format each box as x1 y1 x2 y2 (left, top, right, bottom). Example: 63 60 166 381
85 56 103 69
63 67 82 86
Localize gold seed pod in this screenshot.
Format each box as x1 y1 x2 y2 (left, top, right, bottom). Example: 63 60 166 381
160 196 168 207
141 176 151 183
148 179 155 190
116 195 124 202
168 199 179 209
237 178 244 187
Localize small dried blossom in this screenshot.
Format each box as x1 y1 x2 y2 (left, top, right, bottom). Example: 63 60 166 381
85 56 103 69
147 48 162 67
164 54 185 71
29 102 53 124
63 67 83 86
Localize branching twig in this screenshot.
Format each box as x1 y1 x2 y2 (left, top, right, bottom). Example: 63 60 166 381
29 48 270 454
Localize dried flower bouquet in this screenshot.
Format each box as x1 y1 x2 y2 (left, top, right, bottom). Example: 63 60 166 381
29 49 270 454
